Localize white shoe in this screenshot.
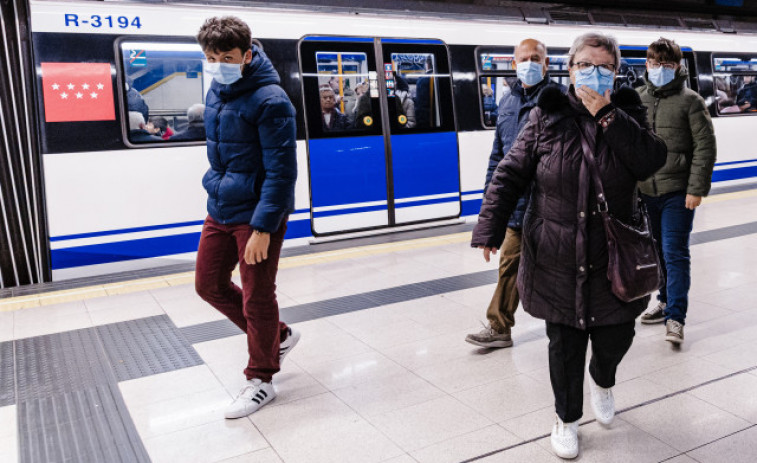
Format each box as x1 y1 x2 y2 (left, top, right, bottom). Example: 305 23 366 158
225 379 276 419
587 369 615 426
551 416 579 459
279 327 300 363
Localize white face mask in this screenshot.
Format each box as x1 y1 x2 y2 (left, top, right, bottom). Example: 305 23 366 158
205 62 243 85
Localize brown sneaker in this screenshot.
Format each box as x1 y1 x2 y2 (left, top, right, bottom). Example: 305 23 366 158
641 302 666 324
465 324 513 348
665 320 684 345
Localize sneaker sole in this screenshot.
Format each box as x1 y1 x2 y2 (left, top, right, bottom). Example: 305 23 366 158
665 335 683 345
640 317 665 325
224 395 276 419
465 338 513 348
551 438 579 459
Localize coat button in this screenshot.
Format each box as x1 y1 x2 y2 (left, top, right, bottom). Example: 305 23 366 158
579 211 585 217
591 317 595 322
579 319 584 325
579 266 585 272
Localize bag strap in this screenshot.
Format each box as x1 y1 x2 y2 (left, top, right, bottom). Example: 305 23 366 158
574 122 610 215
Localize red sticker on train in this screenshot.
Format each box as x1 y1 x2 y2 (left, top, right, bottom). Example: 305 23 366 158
41 62 115 122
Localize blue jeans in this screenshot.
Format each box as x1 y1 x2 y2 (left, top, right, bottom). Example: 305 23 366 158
641 191 695 324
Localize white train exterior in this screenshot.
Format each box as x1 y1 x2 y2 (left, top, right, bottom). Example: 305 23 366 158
28 0 757 280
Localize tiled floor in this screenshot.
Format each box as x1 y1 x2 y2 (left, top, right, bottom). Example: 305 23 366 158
2 192 757 462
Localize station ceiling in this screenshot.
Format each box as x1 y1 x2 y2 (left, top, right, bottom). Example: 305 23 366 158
230 0 757 33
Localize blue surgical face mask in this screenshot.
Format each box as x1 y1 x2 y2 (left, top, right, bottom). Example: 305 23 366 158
574 67 615 96
647 67 676 88
516 61 545 87
205 62 243 85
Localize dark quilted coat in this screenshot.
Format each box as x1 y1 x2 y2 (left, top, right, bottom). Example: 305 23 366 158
203 45 297 232
484 75 566 230
472 86 667 329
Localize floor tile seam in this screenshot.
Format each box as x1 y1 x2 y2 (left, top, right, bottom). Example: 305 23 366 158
319 376 418 458
672 423 757 457
460 363 757 462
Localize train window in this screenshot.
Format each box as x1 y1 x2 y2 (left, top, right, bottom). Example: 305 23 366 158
118 41 207 145
712 56 757 115
390 52 441 130
477 47 569 128
313 51 375 132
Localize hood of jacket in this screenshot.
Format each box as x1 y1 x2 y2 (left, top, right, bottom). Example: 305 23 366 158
214 45 280 101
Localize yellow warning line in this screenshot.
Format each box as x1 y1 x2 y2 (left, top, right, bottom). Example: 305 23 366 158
0 232 471 312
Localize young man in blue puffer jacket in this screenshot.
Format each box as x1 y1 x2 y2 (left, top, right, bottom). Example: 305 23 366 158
194 16 299 419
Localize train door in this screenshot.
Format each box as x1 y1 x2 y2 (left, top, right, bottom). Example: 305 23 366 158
299 37 460 235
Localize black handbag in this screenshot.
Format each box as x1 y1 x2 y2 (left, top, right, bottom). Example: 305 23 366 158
575 123 664 302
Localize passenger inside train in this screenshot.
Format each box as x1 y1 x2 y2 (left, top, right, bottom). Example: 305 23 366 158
127 110 163 143
170 103 206 141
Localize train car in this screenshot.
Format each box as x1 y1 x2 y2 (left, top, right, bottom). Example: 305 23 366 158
28 0 757 281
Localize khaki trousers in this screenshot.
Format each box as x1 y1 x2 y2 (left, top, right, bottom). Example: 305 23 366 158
485 227 522 334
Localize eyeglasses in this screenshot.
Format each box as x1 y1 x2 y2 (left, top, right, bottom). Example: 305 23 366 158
647 61 677 70
572 62 616 76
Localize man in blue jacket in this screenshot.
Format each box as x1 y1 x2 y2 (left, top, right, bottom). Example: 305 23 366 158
194 16 299 419
466 39 565 349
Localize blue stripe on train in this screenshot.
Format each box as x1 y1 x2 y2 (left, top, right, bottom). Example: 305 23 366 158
48 166 757 270
51 219 313 270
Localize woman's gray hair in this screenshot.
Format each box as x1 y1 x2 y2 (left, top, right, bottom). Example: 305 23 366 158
568 33 621 69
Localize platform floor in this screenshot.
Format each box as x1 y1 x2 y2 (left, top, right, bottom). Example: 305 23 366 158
2 189 757 463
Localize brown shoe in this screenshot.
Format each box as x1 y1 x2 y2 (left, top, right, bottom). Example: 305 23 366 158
665 320 684 345
465 324 513 348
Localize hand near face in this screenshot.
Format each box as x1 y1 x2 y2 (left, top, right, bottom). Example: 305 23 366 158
576 86 612 117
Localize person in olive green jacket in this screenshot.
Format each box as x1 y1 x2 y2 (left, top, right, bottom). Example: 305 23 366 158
637 38 716 345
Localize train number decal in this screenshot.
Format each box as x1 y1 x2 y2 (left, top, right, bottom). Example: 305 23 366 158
64 14 142 30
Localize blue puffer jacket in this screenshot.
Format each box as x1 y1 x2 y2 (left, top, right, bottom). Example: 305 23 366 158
484 75 565 230
203 45 297 233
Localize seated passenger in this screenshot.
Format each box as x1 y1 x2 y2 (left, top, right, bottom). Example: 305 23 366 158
719 98 742 114
395 74 416 128
128 111 163 143
736 76 757 112
149 116 174 140
352 82 372 129
171 104 206 141
126 79 149 122
320 88 351 131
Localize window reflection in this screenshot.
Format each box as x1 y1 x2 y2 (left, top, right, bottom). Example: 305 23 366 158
120 42 207 143
713 57 757 114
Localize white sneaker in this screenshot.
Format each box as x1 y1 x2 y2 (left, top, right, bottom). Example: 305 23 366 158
587 369 615 426
551 416 579 459
279 327 300 363
225 379 276 419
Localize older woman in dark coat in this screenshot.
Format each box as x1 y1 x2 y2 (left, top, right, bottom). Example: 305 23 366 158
471 33 666 460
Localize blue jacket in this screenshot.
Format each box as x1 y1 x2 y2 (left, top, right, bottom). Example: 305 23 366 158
484 75 565 230
203 45 297 232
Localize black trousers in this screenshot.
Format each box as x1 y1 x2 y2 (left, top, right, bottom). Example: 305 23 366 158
546 320 635 423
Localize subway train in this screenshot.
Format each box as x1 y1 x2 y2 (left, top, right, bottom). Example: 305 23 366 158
28 0 757 281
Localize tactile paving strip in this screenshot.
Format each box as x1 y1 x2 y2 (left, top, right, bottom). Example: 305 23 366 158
15 328 111 401
182 269 498 344
18 383 150 463
0 340 14 406
96 315 203 382
690 221 757 245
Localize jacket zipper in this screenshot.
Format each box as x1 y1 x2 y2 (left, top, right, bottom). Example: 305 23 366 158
215 102 224 219
651 97 660 196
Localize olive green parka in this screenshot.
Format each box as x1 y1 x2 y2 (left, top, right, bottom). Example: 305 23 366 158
637 68 717 197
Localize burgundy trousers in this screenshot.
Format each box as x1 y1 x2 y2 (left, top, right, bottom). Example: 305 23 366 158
195 216 289 382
